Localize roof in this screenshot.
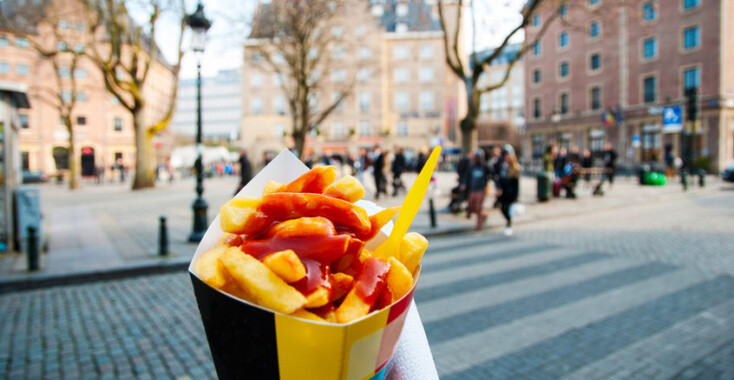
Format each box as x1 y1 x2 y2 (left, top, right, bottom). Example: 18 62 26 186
375 0 441 33
470 42 523 69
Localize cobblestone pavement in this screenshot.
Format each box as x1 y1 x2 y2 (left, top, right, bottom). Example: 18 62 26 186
2 188 733 379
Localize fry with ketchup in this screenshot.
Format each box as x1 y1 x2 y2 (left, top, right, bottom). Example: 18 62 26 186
194 166 428 324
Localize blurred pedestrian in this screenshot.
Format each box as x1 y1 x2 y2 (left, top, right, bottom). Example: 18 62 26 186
581 149 593 183
391 146 407 196
561 154 581 198
542 145 556 174
554 147 568 180
461 150 491 231
416 146 429 173
603 143 618 187
372 145 387 200
354 148 371 184
665 144 675 178
235 150 253 195
497 145 521 236
456 152 471 214
116 158 125 183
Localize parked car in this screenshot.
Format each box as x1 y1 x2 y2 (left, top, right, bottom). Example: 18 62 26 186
722 160 734 182
22 171 49 184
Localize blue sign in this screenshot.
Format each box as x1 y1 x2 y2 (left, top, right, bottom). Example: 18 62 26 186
662 105 682 133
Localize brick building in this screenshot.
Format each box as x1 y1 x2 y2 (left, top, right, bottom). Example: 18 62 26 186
0 0 175 178
241 0 465 162
523 0 734 172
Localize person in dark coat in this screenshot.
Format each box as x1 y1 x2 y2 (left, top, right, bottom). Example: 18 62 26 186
461 150 492 230
416 146 429 173
554 147 568 180
497 146 521 236
581 149 593 183
603 143 618 187
235 150 253 195
372 145 387 200
391 146 407 196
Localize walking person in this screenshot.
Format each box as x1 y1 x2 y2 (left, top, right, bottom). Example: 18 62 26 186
602 143 618 188
497 145 521 236
461 150 491 231
372 145 387 200
391 146 407 196
235 150 253 195
542 145 556 174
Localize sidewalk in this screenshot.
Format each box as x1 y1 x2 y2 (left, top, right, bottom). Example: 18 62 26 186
0 171 723 291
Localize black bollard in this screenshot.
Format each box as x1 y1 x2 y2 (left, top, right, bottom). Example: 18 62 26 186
159 216 169 256
428 198 437 228
27 226 39 271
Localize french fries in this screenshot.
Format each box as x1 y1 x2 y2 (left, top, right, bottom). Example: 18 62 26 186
195 165 428 324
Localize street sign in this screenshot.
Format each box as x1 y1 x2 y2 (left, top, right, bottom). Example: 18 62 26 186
632 134 641 148
662 105 683 133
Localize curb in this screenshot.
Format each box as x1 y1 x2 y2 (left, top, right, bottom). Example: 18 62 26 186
0 257 191 295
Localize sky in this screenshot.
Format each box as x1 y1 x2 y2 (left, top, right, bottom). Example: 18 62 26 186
143 0 525 80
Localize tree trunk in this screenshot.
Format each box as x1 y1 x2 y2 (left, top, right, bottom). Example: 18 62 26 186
293 126 306 161
460 114 478 153
132 109 156 190
65 118 79 190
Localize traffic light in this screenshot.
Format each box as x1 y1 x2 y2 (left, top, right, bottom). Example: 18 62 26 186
685 87 698 121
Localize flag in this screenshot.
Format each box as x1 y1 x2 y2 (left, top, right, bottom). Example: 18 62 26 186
602 109 616 127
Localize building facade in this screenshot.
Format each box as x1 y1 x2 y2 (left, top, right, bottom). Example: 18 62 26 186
476 43 525 151
240 0 464 163
0 0 176 178
172 69 241 141
523 0 734 172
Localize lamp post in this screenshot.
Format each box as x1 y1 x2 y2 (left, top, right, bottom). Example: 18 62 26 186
186 2 212 243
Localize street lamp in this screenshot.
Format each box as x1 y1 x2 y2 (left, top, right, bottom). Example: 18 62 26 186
186 2 212 243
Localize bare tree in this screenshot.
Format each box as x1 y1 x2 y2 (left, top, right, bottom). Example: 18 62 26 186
437 0 560 152
1 0 94 189
85 0 185 190
246 0 360 159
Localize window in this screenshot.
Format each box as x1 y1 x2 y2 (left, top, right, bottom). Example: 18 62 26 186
0 62 9 74
332 46 345 60
533 69 542 84
559 62 569 78
333 122 344 138
74 44 85 53
15 37 29 48
560 93 569 114
393 46 408 60
684 67 700 91
273 73 282 86
73 68 86 78
308 94 319 111
394 92 409 112
332 93 343 112
559 2 568 17
251 96 263 114
358 46 371 59
76 116 86 125
394 68 409 83
357 68 370 82
58 66 71 78
532 14 541 27
355 26 365 37
683 26 700 49
532 135 544 159
114 117 122 131
590 53 601 70
274 95 285 114
308 48 319 60
684 0 700 9
274 123 285 138
59 20 69 29
251 73 262 87
331 25 344 38
643 2 656 20
419 45 433 59
396 23 408 33
331 69 346 83
397 121 408 136
57 41 68 51
359 92 371 112
252 52 264 63
359 121 370 137
590 22 600 39
419 67 434 83
19 114 29 129
76 92 87 102
75 22 86 31
559 31 569 48
16 63 29 76
533 98 541 119
396 3 408 16
533 41 541 56
420 91 434 111
590 87 601 110
643 37 657 58
643 76 657 103
0 36 9 47
61 91 71 102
